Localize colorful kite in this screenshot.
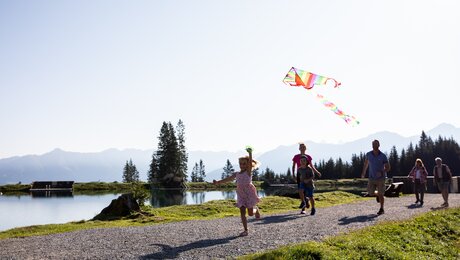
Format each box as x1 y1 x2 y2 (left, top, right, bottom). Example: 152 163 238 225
283 67 341 89
282 67 359 126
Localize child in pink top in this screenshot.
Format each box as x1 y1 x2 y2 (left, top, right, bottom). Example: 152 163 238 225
213 147 261 237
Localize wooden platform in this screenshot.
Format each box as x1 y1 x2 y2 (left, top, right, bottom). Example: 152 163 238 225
30 181 74 191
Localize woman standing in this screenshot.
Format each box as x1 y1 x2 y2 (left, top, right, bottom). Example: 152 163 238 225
407 158 428 206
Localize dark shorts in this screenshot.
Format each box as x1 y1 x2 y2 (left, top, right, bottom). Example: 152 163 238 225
437 181 450 191
299 183 314 197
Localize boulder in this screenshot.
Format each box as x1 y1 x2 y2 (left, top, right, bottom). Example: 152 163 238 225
93 193 140 220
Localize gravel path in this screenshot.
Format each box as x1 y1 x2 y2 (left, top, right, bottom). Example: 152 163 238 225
1 193 459 260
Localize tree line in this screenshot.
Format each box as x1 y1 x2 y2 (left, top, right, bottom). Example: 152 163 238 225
259 131 460 183
122 125 460 185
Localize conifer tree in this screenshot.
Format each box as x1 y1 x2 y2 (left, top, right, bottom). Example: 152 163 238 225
388 146 399 176
222 159 234 179
148 152 159 183
149 120 188 187
156 122 180 180
252 168 260 181
176 119 188 179
191 163 199 182
198 159 206 182
122 159 139 183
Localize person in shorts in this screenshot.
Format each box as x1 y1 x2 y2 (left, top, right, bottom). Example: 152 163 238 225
292 143 314 209
298 155 321 215
433 157 453 207
361 140 390 215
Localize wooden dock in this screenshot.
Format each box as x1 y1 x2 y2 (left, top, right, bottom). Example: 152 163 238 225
30 181 74 191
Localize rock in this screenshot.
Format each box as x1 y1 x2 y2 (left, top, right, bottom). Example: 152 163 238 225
93 193 140 220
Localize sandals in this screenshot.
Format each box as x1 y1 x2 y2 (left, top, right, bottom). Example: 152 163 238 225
239 230 249 237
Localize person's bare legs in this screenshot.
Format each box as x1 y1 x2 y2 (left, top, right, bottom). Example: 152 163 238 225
442 188 449 206
240 207 248 236
299 190 305 205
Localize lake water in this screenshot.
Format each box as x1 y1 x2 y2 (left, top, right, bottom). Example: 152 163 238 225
0 189 266 232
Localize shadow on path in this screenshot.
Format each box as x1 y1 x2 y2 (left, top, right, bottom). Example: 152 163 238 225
140 236 238 259
252 213 300 225
338 214 377 225
406 204 422 209
430 206 448 211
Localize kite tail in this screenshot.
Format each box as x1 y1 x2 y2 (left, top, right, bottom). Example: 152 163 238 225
316 93 359 126
328 78 341 88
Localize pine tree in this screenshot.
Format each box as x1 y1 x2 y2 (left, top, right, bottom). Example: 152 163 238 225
122 159 139 183
198 159 206 182
222 159 234 179
176 119 188 179
148 152 159 183
148 120 189 187
252 168 260 181
191 163 199 182
156 122 180 181
388 146 399 177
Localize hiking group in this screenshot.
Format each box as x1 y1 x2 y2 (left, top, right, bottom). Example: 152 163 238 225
213 140 454 237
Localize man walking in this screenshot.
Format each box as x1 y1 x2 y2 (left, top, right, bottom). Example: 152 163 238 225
361 139 390 215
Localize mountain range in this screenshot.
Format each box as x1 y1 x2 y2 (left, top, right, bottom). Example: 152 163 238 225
1 123 459 185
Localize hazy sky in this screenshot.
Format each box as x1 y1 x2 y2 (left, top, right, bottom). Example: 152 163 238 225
1 0 459 159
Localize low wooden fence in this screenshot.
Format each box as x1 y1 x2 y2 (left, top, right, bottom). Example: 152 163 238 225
392 176 459 194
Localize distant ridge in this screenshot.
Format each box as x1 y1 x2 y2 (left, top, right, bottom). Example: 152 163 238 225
1 123 459 184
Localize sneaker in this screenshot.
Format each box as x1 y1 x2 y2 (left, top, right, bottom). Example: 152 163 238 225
299 201 305 209
420 201 424 206
377 208 384 215
310 208 316 215
300 210 306 214
441 202 448 207
415 199 420 204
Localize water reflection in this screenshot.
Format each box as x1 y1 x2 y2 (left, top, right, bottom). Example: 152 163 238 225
30 191 73 198
190 191 205 204
150 189 186 207
221 190 236 200
149 189 265 208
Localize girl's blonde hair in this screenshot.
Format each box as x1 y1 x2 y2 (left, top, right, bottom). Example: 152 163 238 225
239 156 261 169
415 158 425 167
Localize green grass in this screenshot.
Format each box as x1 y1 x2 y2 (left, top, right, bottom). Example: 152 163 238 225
0 191 362 240
240 207 460 260
186 181 263 190
0 184 30 192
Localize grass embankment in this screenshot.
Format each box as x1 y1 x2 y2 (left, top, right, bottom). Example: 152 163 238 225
0 179 361 193
0 184 30 193
0 182 143 195
241 207 460 260
73 182 144 194
186 181 263 190
0 191 364 240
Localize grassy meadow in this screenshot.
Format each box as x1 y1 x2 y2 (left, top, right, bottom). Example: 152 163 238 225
241 207 460 259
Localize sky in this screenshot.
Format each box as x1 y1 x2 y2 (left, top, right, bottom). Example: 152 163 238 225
1 0 459 159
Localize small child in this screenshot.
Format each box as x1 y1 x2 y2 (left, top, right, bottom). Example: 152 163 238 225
213 147 261 237
298 155 321 215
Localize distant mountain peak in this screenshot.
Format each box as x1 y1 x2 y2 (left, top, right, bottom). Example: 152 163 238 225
430 122 456 131
48 148 65 154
